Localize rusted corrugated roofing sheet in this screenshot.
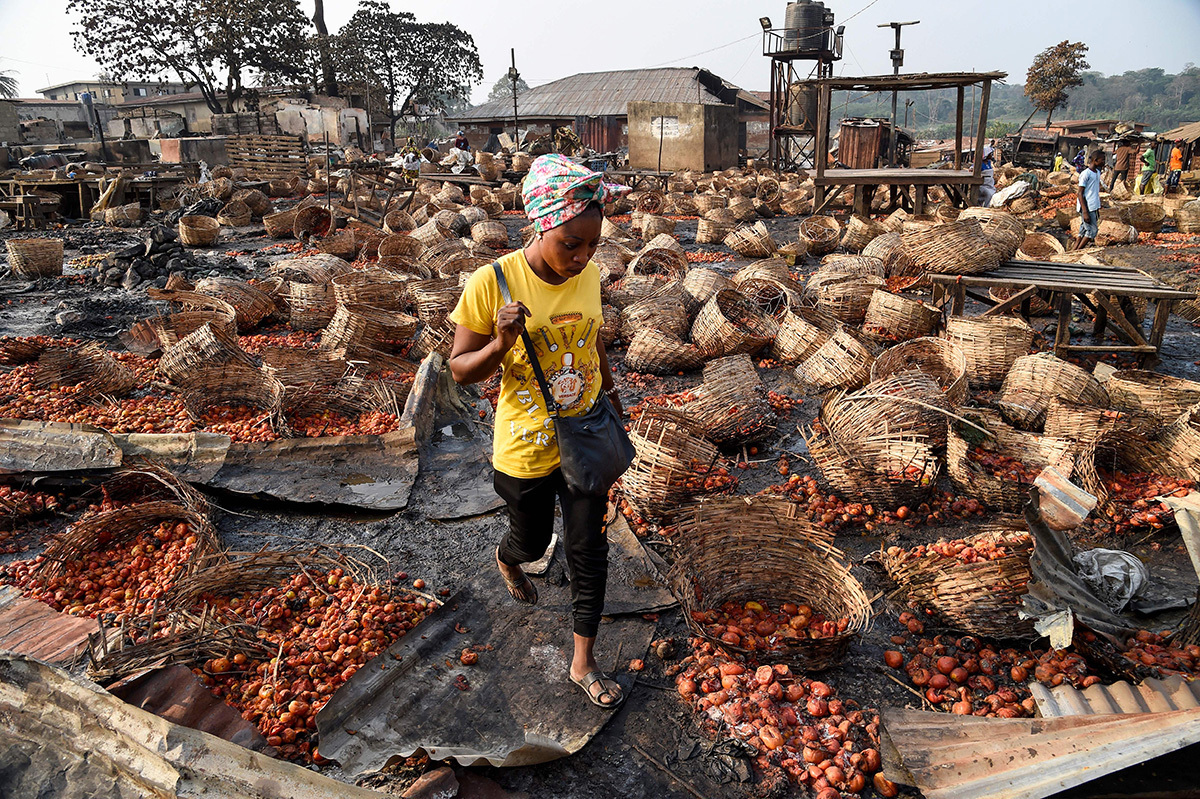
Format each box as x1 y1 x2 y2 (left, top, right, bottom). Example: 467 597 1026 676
881 706 1200 799
1031 674 1200 717
0 585 94 665
452 67 765 123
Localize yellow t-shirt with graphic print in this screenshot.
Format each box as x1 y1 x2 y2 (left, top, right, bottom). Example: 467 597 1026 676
449 250 604 479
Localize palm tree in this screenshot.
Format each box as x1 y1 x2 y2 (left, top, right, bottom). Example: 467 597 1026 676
0 70 18 99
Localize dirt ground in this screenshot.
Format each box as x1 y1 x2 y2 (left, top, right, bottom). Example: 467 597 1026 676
2 205 1199 799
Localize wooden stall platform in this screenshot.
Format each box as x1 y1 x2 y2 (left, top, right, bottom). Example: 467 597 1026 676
813 168 985 215
930 260 1196 366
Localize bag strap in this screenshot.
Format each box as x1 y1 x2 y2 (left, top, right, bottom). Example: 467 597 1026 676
492 261 560 416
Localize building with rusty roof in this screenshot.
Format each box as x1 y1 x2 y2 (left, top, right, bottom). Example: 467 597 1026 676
449 67 768 154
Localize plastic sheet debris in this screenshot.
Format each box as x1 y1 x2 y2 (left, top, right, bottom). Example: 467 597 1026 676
1073 548 1149 613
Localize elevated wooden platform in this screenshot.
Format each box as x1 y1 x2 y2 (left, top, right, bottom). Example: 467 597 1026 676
813 168 984 186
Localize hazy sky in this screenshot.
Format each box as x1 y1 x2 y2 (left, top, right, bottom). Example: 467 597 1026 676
3 0 1198 103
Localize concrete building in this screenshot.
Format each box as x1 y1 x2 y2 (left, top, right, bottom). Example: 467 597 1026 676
627 102 739 172
0 101 20 143
449 67 767 154
37 79 194 104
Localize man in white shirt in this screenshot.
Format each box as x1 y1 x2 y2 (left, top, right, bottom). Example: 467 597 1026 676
1071 149 1105 251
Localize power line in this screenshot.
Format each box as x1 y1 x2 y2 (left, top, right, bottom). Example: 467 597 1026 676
841 0 886 25
643 32 760 70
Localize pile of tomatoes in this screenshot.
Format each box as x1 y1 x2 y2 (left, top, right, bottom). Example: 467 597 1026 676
673 638 895 797
289 410 401 438
1121 628 1200 675
1088 470 1193 536
691 600 850 651
0 485 60 518
967 447 1040 483
885 531 1029 567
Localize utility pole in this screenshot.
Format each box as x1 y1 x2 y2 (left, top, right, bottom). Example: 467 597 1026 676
508 49 521 150
904 99 914 129
878 20 919 167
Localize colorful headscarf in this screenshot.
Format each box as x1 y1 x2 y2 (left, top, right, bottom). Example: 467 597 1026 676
521 154 631 232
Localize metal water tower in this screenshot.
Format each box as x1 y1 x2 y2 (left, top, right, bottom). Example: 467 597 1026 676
762 1 843 170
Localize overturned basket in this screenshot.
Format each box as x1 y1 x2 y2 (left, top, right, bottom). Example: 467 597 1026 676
943 315 1034 388
193 276 277 332
799 215 842 256
997 352 1110 431
621 293 690 340
331 268 409 312
1106 370 1200 422
263 209 299 239
803 424 940 508
862 290 940 341
1127 202 1166 234
881 521 1036 640
772 307 831 364
795 328 875 391
724 221 776 258
34 342 139 398
5 238 63 278
671 496 872 672
625 328 708 375
1043 397 1160 446
622 408 720 518
157 322 257 385
681 355 778 446
862 232 918 278
105 202 142 228
823 372 956 450
840 215 888 253
902 218 1000 276
320 302 419 354
216 200 252 227
814 275 885 324
870 336 968 405
690 290 776 357
958 207 1026 261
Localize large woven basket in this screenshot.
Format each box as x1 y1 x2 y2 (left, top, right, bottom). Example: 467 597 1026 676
263 209 299 238
178 215 220 247
378 233 426 260
681 268 736 312
862 232 918 278
33 342 138 398
724 221 776 257
870 336 968 405
1127 202 1166 234
862 290 940 342
881 521 1036 639
795 328 874 391
1158 404 1200 483
1177 202 1200 234
680 355 778 446
943 315 1034 388
997 352 1110 430
814 275 885 324
193 277 276 332
284 283 336 331
625 328 708 375
471 220 508 250
216 200 252 227
670 496 872 672
799 215 842 256
958 208 1025 260
383 210 417 234
319 302 419 354
1043 397 1160 445
803 424 940 508
1068 217 1138 246
727 196 757 222
690 290 775 357
293 206 334 240
1107 370 1200 422
1015 231 1065 261
772 307 830 363
841 215 888 252
622 408 720 518
105 202 142 228
5 238 63 278
818 254 887 278
157 322 257 385
331 268 408 311
827 371 954 447
622 293 690 340
178 363 288 435
901 218 1000 276
232 188 272 217
946 410 1077 513
629 247 688 281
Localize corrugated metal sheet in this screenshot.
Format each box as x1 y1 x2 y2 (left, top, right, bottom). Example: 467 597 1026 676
1032 674 1200 718
881 706 1200 799
453 68 765 123
0 585 94 665
1163 121 1200 144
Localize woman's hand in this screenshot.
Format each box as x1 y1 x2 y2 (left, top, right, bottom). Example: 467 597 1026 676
495 301 531 352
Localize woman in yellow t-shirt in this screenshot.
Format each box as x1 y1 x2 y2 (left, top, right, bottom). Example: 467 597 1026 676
448 154 630 708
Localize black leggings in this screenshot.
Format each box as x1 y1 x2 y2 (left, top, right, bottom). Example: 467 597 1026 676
494 469 609 638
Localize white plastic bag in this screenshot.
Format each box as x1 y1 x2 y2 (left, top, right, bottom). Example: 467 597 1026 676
1072 548 1148 612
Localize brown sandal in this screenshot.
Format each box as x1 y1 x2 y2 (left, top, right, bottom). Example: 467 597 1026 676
496 547 537 605
570 670 624 708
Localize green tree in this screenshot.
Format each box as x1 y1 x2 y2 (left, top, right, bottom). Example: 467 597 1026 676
487 73 529 104
1025 41 1090 128
337 1 482 141
67 0 312 115
986 120 1015 138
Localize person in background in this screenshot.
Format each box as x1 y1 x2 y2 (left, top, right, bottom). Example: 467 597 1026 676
1071 149 1105 251
1053 152 1066 173
1168 140 1185 190
1137 142 1157 195
454 130 470 152
448 154 631 709
978 144 996 207
1072 148 1086 172
400 137 422 183
1110 139 1133 191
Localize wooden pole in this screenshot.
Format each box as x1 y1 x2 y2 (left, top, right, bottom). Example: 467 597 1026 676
954 86 964 170
973 80 991 180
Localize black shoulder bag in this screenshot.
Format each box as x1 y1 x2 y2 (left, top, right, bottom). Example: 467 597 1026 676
492 262 635 496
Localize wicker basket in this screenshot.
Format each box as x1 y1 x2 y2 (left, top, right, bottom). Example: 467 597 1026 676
1068 217 1138 246
803 424 940 507
818 254 887 278
179 363 288 434
1158 404 1200 482
284 282 336 332
315 231 358 261
622 293 690 340
232 189 271 217
946 410 1077 513
881 521 1036 639
690 290 775 357
1043 397 1160 445
680 355 778 445
1015 231 1066 261
1177 202 1200 234
319 302 419 354
779 191 812 216
681 268 735 312
33 342 138 398
824 371 956 449
841 215 888 252
469 220 507 250
263 209 298 239
410 278 463 327
382 210 417 234
639 215 675 242
671 496 872 672
216 200 252 227
870 336 968 405
105 202 142 228
178 215 220 247
799 215 842 256
157 322 257 385
901 218 1000 276
629 247 688 281
726 196 758 222
269 254 353 285
814 275 886 324
943 315 1034 388
862 290 940 342
376 233 424 260
5 238 63 278
861 232 917 278
694 218 734 244
795 328 875 391
204 177 233 201
599 305 620 347
625 328 708 374
1127 202 1166 234
622 408 720 518
1107 370 1200 422
997 352 1110 430
772 307 830 363
193 276 276 332
267 179 293 198
409 219 451 249
331 268 408 311
294 206 334 241
724 221 776 257
693 193 727 214
958 208 1026 260
642 233 684 255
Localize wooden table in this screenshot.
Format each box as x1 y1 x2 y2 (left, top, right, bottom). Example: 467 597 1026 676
606 169 672 193
929 260 1196 366
813 167 985 216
